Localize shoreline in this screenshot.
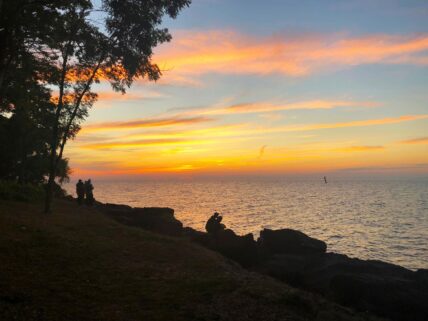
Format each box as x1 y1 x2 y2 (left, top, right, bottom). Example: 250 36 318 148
88 196 428 321
2 195 426 321
1 198 384 321
63 179 428 271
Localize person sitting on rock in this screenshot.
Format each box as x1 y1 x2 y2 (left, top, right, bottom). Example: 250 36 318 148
76 179 85 205
205 212 226 234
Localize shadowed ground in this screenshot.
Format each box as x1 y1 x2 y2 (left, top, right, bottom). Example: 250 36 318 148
0 200 382 321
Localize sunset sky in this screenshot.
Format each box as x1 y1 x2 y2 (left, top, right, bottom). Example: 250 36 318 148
67 0 428 179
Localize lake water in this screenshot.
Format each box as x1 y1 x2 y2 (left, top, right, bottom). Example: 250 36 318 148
65 178 428 270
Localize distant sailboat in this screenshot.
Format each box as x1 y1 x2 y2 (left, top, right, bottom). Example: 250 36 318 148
323 176 328 184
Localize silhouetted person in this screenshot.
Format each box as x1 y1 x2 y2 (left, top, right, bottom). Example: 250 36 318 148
76 179 85 205
85 179 94 206
205 212 226 234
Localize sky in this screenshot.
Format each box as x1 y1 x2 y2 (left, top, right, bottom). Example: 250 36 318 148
66 0 428 179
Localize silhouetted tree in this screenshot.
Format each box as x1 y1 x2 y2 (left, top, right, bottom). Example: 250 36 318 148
0 0 78 185
43 0 191 212
0 0 191 211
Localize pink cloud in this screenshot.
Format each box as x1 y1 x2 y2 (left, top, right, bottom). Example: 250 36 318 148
154 30 428 78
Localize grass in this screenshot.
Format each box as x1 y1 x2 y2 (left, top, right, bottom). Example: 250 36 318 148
0 181 45 202
0 199 383 321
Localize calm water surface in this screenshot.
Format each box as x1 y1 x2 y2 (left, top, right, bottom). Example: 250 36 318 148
65 179 428 270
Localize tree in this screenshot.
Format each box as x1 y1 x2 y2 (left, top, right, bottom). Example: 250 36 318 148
0 0 191 211
43 0 191 212
0 0 79 102
0 1 81 187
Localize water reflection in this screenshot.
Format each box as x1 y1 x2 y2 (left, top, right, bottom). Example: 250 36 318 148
65 179 428 270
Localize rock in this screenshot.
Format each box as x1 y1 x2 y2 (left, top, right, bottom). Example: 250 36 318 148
104 203 133 212
216 229 258 267
184 225 258 267
258 228 327 256
101 203 139 226
416 268 428 281
63 195 75 202
183 227 210 244
96 202 428 321
103 205 183 236
329 271 428 321
131 207 183 236
257 253 308 287
258 250 428 321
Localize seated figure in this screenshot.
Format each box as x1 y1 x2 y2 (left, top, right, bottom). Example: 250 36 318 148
205 212 226 234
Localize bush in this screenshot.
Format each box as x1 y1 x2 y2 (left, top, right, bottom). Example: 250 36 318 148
0 180 46 202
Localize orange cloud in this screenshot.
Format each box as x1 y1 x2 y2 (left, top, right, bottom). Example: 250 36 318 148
176 99 379 116
81 138 207 150
336 145 385 152
272 114 428 133
223 100 378 114
119 124 249 140
79 114 428 146
83 116 214 132
97 91 164 101
154 30 428 77
399 137 428 144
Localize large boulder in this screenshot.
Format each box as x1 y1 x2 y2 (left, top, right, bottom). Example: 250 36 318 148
132 207 183 236
258 228 327 256
183 227 211 245
103 204 183 236
258 251 428 321
214 229 258 267
329 272 428 321
189 228 259 267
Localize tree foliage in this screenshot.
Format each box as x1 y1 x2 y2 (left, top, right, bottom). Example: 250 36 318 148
0 0 191 210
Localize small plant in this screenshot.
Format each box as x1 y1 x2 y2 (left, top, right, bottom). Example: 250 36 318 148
0 180 46 202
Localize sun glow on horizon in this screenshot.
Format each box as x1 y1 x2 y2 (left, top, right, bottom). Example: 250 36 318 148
65 1 428 179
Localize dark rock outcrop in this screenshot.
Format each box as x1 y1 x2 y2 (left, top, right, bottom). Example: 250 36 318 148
257 247 428 321
93 200 428 321
258 228 327 256
184 221 428 321
101 203 183 236
185 227 258 267
209 229 258 267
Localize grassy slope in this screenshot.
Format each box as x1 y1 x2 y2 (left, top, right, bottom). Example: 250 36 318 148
0 199 382 321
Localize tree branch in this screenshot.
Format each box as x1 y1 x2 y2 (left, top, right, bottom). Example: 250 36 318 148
56 55 104 164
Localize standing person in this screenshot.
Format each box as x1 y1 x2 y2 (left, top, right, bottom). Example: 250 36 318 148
85 179 95 206
76 179 85 205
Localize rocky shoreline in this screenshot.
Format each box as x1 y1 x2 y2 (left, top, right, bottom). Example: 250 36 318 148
88 200 427 321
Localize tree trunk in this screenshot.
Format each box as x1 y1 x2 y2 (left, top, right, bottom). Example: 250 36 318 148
57 60 102 163
44 47 69 213
44 122 59 213
18 134 27 184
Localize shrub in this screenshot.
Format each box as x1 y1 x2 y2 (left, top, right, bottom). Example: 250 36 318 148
0 180 46 202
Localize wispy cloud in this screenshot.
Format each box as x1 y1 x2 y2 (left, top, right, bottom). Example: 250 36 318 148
83 116 214 132
97 91 165 101
398 136 428 144
338 163 428 172
155 30 428 78
176 99 379 116
82 138 204 150
271 114 428 133
80 114 428 145
336 145 385 152
224 100 378 114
